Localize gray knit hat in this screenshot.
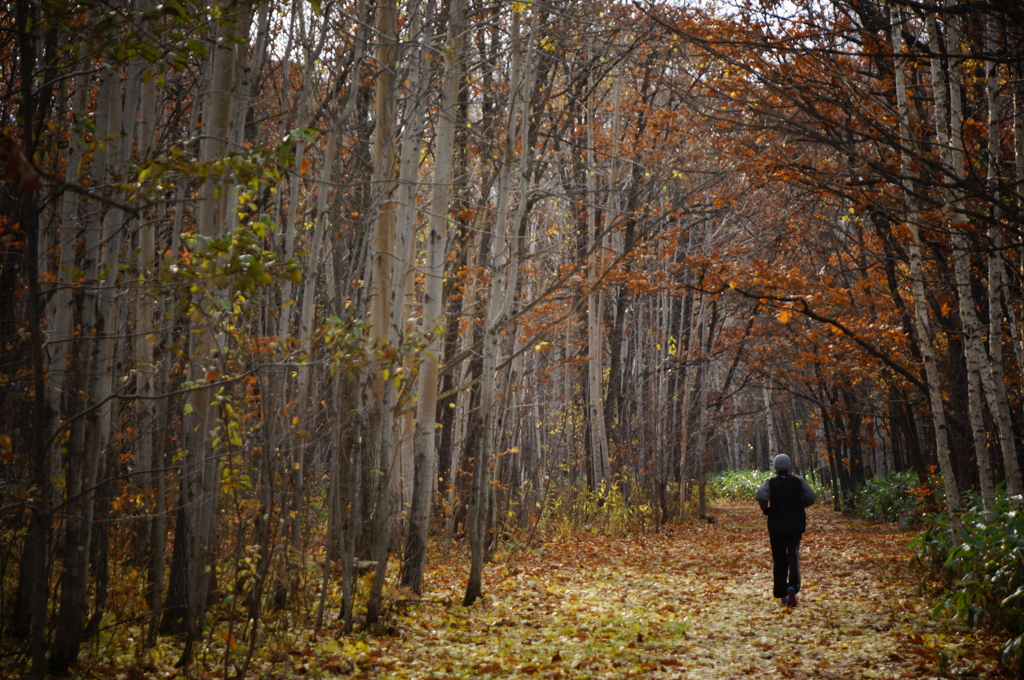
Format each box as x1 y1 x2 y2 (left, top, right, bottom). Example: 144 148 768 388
773 454 791 472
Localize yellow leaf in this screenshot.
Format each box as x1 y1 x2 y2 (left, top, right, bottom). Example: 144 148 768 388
778 310 792 323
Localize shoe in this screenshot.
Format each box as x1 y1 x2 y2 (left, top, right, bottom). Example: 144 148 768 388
786 587 797 608
780 595 788 607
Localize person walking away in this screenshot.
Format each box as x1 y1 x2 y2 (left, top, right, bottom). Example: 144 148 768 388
755 454 815 607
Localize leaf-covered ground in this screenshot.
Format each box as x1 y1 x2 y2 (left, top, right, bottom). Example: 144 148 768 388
116 502 1012 679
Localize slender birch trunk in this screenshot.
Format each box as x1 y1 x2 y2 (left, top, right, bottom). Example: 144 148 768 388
280 7 332 552
585 51 610 490
891 4 961 522
364 0 399 625
54 36 146 666
44 50 88 462
133 25 162 609
48 64 122 675
388 0 433 525
175 5 242 664
985 17 1023 497
465 4 536 606
677 294 698 507
402 0 465 595
1010 59 1024 391
929 14 995 508
695 300 712 517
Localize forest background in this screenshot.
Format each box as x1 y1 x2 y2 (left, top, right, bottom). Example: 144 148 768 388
2 0 1024 677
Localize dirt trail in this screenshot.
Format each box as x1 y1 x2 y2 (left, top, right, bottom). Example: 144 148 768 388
239 503 1009 679
373 503 1008 679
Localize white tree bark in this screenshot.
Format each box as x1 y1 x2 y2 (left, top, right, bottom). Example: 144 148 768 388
678 294 705 507
892 5 960 521
985 17 1023 497
48 59 120 676
586 51 610 489
929 14 995 508
465 3 536 606
389 0 433 518
44 50 88 457
403 0 465 594
364 0 399 625
763 385 777 463
178 4 243 660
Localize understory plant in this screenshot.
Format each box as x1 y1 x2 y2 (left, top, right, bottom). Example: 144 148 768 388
706 469 765 501
707 468 828 503
912 490 1024 676
853 470 925 522
541 472 655 535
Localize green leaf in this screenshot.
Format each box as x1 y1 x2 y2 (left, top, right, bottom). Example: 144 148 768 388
186 39 208 59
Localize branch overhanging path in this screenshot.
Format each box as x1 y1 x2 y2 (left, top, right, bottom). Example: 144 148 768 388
131 503 1005 679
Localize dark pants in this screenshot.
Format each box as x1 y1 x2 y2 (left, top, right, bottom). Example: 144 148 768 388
769 530 803 598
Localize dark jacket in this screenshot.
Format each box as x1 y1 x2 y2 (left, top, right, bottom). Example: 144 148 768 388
756 473 816 533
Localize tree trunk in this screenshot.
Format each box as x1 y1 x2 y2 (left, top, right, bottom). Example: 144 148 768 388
281 6 331 554
892 5 961 523
465 4 536 607
926 13 994 509
15 7 51 665
586 52 610 490
983 17 1023 498
364 0 399 626
49 62 124 675
403 0 464 595
173 6 243 665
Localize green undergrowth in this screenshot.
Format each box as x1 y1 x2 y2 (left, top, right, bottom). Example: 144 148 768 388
853 469 930 523
913 490 1024 675
706 469 764 501
849 471 1021 674
706 468 827 502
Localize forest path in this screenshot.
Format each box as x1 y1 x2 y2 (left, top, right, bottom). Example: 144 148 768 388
269 503 1008 679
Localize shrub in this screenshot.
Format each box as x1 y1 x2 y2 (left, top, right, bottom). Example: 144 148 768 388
540 471 655 535
853 470 924 522
913 491 1024 675
706 468 827 502
707 469 767 501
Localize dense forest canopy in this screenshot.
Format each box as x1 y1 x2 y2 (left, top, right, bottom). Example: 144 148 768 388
2 0 1024 675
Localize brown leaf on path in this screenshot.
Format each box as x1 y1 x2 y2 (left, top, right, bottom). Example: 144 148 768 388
84 502 1010 679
